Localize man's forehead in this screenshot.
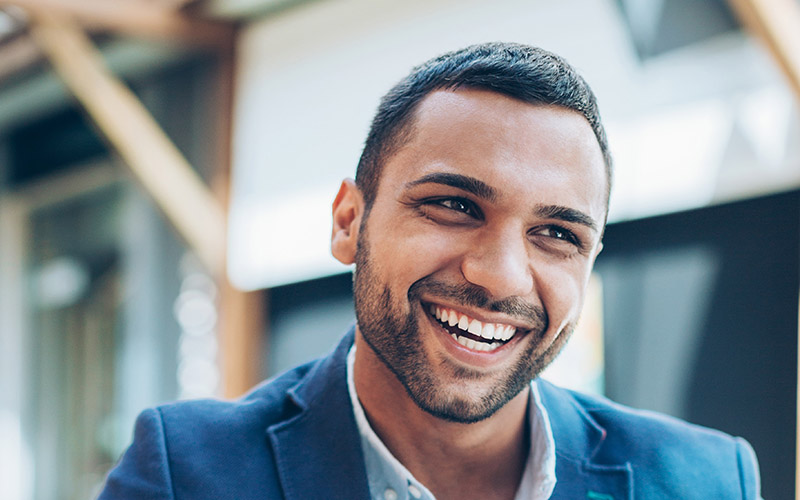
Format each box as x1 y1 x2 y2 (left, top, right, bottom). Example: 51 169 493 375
401 88 609 209
399 89 604 174
413 88 584 129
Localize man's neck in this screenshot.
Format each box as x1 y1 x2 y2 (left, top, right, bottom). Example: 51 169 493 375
352 332 530 500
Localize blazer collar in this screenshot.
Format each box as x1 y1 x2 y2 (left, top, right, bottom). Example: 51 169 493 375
538 380 633 500
266 328 632 500
267 327 371 500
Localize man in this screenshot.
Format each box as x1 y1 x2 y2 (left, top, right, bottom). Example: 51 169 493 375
99 42 761 499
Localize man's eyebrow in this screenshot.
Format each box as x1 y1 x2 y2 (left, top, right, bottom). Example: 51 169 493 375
535 204 599 233
405 173 497 201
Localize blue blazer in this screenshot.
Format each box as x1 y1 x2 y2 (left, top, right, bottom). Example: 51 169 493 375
99 328 760 499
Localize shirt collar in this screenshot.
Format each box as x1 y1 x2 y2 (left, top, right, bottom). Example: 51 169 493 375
346 345 557 500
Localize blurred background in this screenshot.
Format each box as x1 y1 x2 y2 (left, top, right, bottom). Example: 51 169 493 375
0 0 797 498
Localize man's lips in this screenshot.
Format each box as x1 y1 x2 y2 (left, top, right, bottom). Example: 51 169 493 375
426 303 520 352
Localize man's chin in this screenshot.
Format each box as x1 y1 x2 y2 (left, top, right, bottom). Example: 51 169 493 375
406 373 532 424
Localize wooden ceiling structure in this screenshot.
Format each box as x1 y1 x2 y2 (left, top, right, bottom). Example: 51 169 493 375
0 0 233 275
727 0 800 102
0 0 262 400
0 0 797 442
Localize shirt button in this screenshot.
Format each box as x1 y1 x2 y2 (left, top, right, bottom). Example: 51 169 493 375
408 484 422 498
384 488 398 500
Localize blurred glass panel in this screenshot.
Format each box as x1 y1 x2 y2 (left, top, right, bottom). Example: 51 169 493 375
27 186 122 500
615 0 739 60
267 273 355 377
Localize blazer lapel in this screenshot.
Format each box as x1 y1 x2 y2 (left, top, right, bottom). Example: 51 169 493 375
267 328 371 500
265 333 633 500
538 380 633 500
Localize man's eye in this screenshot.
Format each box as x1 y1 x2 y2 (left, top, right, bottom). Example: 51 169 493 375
533 226 579 245
436 198 476 216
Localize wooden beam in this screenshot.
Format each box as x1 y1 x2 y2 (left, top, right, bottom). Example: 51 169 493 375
727 0 800 100
27 9 226 274
209 43 265 398
219 280 265 398
3 0 234 47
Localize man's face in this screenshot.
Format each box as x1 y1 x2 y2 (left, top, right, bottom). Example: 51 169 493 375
351 89 607 423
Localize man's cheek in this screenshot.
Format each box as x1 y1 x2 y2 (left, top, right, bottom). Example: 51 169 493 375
543 285 583 336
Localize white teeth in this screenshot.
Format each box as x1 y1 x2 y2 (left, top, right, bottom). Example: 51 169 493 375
494 326 517 340
431 305 517 347
497 326 509 341
492 325 504 341
450 331 504 352
504 326 517 341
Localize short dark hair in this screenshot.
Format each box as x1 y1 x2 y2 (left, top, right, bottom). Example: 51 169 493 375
355 42 612 211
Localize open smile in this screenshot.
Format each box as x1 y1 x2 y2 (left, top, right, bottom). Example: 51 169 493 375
426 304 521 352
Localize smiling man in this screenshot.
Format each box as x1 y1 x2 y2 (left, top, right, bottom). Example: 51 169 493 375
100 43 761 500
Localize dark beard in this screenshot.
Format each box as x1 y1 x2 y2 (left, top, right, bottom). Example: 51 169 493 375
353 229 569 424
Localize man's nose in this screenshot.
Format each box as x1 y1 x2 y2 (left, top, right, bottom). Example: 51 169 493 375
459 228 534 299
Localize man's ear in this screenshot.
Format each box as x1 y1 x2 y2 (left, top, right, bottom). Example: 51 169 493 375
331 178 364 265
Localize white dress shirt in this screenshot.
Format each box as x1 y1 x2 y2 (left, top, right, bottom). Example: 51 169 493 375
347 345 557 500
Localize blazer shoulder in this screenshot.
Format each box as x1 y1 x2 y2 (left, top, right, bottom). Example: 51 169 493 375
570 389 743 448
154 358 318 447
99 358 321 499
565 388 761 499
